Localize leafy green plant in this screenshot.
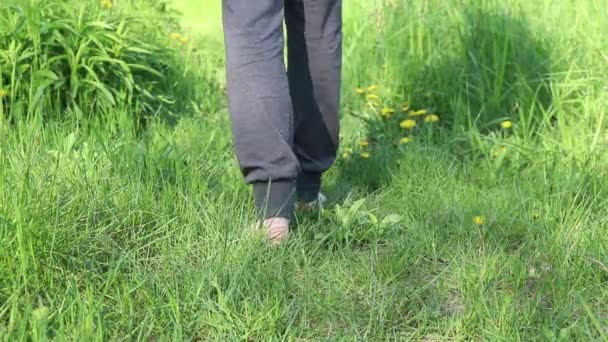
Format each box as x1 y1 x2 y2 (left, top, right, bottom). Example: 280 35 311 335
0 0 194 123
318 197 403 245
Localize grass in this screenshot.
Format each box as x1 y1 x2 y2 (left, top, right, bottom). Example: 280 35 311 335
1 0 608 340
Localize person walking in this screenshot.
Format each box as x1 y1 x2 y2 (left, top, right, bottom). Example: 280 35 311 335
222 0 343 245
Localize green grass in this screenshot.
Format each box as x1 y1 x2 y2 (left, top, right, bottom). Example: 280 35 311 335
1 0 608 340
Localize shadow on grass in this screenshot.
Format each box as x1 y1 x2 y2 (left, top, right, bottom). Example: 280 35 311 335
327 6 553 199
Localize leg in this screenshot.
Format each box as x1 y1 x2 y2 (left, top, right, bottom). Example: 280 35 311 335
285 0 343 202
222 0 297 219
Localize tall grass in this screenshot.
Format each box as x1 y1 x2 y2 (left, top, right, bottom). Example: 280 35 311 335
1 0 607 340
0 0 205 125
338 0 607 186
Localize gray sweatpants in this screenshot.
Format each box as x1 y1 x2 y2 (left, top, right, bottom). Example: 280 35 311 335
222 0 342 219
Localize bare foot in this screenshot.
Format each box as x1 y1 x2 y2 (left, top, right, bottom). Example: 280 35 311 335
263 217 289 246
297 193 327 212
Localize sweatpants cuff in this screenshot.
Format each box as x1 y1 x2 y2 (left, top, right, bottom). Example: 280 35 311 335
253 181 296 219
296 172 322 202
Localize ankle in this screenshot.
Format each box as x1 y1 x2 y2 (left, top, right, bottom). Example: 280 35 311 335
296 172 322 202
253 180 296 219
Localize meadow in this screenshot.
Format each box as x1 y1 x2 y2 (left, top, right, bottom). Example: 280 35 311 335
1 0 607 340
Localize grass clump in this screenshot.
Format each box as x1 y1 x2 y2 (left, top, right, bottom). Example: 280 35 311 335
0 0 199 124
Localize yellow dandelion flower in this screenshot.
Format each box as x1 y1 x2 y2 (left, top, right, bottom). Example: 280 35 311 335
101 0 112 9
399 119 416 129
170 32 182 41
399 137 413 144
501 120 513 129
358 139 370 148
491 146 507 157
409 109 428 117
366 101 380 108
0 89 7 97
380 107 395 117
367 85 378 92
473 216 486 225
360 152 370 159
342 152 351 160
366 94 379 101
355 88 365 94
179 36 189 45
425 114 440 123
